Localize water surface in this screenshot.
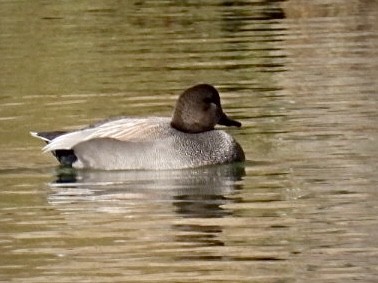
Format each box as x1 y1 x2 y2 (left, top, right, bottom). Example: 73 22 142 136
0 0 377 282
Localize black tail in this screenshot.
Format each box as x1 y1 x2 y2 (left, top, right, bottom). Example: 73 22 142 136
32 131 78 166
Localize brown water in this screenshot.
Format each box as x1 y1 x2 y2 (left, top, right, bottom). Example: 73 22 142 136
0 0 377 282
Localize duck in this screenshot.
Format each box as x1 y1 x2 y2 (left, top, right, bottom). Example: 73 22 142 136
31 84 245 170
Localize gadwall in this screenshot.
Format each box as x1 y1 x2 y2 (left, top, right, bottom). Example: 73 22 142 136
31 84 245 170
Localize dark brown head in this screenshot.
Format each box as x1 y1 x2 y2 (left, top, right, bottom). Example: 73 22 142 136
171 84 241 133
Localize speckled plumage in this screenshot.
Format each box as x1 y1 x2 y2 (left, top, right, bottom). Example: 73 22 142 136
31 84 245 170
70 118 244 170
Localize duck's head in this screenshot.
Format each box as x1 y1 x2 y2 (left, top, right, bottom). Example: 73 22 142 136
171 84 241 133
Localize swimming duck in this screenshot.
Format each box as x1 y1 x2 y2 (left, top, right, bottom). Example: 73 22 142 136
31 84 245 170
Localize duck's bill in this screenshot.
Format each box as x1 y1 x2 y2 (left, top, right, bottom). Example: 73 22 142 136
218 114 242 127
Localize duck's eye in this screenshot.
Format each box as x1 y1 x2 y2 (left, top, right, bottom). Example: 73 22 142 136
203 97 213 104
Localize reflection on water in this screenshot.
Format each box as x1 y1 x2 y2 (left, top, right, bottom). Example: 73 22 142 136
0 0 377 282
50 165 243 232
49 165 245 260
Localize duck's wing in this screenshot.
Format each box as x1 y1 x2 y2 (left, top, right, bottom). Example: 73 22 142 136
42 117 169 153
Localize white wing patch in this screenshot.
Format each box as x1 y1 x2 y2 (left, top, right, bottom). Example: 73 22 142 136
43 117 168 153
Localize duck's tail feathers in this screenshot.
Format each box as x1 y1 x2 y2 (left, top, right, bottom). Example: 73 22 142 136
30 131 68 144
30 131 77 166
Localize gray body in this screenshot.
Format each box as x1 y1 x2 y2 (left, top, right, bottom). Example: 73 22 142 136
71 118 244 170
31 84 245 170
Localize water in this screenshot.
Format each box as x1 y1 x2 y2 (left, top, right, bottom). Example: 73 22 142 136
0 0 377 282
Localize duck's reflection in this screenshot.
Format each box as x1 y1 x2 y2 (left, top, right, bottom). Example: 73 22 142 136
52 163 244 195
49 164 245 255
174 194 232 218
172 195 228 249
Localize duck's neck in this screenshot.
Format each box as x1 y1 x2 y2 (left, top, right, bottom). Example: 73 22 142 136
170 119 213 134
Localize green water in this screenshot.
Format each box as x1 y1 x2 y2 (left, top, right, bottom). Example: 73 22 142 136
0 1 377 282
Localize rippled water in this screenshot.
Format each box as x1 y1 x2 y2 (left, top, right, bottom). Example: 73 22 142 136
0 0 377 282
